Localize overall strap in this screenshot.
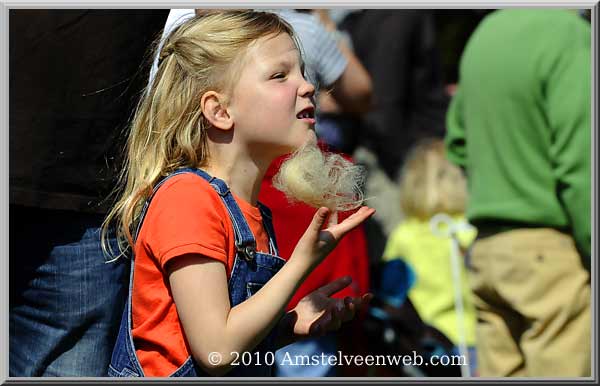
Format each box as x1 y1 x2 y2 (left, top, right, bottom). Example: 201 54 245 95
133 167 257 261
257 202 279 256
204 173 257 261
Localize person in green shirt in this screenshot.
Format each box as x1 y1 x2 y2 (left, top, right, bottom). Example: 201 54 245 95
445 9 591 377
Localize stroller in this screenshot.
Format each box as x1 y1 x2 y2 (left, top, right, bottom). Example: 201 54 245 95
361 259 463 377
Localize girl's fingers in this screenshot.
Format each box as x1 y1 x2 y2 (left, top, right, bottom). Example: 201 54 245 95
334 298 345 313
316 276 352 297
356 293 374 311
342 293 373 317
328 207 375 239
333 299 348 321
341 301 356 322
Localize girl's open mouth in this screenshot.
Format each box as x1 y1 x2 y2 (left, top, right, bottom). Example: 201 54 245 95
296 106 316 124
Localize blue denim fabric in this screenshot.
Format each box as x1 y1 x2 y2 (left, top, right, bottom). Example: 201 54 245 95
108 168 284 377
10 216 129 377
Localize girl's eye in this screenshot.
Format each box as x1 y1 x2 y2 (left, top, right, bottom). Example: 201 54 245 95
271 73 286 80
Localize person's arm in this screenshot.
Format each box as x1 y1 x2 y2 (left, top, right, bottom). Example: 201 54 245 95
312 10 372 115
547 18 591 262
327 40 372 114
444 87 467 169
168 206 375 375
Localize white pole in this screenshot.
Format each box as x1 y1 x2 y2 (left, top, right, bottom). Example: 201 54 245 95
430 213 471 378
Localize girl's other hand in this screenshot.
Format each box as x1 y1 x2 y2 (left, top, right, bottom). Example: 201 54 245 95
291 206 375 269
290 276 373 337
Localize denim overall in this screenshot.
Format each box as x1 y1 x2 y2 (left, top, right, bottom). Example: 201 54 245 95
108 168 285 377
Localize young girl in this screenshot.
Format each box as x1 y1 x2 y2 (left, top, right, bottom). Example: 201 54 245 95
102 11 374 377
381 138 478 374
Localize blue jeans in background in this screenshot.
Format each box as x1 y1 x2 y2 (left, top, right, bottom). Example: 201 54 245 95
10 206 129 376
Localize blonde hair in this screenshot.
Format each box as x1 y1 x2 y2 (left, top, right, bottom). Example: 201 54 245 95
399 138 467 220
102 11 297 258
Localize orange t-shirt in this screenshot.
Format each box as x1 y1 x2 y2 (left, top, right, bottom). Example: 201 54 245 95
131 173 271 377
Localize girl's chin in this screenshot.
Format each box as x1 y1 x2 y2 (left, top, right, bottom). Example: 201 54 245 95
277 130 318 157
304 129 317 144
295 132 317 151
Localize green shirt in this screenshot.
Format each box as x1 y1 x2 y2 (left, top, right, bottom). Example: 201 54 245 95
446 9 591 259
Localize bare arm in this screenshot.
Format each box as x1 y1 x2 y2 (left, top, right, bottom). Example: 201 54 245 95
328 40 372 114
313 10 372 115
168 206 375 375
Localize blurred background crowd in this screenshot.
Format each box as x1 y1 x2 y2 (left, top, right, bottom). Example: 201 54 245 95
9 8 592 378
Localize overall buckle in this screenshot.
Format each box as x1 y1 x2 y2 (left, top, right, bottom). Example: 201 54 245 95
236 242 256 261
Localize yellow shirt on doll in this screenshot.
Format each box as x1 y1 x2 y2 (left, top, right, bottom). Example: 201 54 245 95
383 215 477 346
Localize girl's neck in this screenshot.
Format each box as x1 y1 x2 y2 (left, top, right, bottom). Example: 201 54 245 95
203 150 272 206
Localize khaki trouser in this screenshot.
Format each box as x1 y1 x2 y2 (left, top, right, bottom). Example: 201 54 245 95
468 228 591 377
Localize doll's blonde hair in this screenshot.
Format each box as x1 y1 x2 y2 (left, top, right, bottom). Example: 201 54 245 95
102 10 297 258
399 138 467 220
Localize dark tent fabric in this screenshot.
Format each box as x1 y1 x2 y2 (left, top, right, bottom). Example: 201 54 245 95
10 9 169 213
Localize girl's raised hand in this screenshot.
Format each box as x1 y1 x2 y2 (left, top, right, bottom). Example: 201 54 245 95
291 206 375 269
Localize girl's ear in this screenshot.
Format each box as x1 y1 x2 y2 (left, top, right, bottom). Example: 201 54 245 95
200 91 233 130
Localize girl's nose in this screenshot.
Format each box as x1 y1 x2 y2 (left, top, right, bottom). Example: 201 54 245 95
298 78 315 99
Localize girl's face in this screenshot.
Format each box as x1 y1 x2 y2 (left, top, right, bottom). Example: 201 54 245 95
227 33 316 159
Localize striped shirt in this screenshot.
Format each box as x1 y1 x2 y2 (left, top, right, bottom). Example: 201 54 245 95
149 9 347 91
